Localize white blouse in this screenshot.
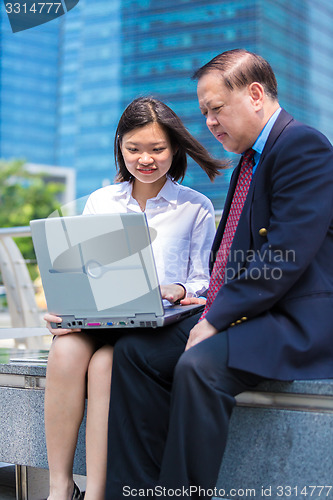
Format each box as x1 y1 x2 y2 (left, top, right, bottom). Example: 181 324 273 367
83 177 215 297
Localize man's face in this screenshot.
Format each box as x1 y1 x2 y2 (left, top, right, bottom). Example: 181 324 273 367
197 70 260 154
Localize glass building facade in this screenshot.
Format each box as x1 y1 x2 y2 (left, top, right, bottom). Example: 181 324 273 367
1 0 333 208
56 0 122 196
0 8 60 164
120 0 333 209
120 0 259 208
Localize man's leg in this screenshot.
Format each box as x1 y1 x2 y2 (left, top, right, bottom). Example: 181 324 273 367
158 332 265 499
105 314 201 499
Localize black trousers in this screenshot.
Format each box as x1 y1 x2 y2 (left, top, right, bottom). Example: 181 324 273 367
105 314 265 499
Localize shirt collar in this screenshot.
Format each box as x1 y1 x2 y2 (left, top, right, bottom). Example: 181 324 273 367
113 177 179 206
155 176 179 205
252 107 282 156
113 181 132 201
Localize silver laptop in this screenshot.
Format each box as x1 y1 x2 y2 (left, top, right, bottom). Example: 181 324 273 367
30 213 204 329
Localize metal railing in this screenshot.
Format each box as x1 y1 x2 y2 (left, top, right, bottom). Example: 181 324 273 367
0 226 32 238
0 226 47 347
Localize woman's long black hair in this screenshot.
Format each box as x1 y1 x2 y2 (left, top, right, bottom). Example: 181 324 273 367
114 97 227 183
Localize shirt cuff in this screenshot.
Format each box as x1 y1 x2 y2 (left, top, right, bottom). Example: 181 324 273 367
173 283 187 304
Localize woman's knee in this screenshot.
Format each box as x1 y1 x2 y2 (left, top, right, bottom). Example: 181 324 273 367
88 345 114 379
47 332 95 374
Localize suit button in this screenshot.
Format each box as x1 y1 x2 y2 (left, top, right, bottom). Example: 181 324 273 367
230 322 236 327
241 317 248 321
259 227 268 237
236 320 242 324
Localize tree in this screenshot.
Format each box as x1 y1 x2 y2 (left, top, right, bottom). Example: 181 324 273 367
0 159 65 278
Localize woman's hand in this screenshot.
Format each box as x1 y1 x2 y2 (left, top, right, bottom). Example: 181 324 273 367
160 284 186 304
44 313 81 336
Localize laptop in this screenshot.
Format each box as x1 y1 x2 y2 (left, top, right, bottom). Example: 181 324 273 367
30 213 204 329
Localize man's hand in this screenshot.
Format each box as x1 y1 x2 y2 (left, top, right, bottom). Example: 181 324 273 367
180 297 206 306
185 318 218 351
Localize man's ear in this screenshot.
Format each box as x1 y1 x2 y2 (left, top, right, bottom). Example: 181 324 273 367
249 82 265 110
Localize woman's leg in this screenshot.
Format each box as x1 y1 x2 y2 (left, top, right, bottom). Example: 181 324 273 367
84 344 114 500
45 332 96 500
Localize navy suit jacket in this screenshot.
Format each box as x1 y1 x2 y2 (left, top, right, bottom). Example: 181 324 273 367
206 109 333 380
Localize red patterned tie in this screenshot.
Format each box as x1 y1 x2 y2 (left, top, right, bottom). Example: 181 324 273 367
200 149 255 320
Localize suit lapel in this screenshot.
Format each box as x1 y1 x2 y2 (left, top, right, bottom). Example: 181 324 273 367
211 109 294 275
260 109 293 164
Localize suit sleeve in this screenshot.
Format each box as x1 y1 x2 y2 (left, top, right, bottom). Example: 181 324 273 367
205 125 333 332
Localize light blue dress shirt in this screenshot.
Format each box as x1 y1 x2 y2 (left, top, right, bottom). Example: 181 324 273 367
251 107 281 175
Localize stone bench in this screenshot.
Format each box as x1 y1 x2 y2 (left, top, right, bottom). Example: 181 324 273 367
1 345 333 500
217 379 333 499
0 346 86 499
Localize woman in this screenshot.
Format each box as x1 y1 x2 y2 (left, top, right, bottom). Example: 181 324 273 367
44 97 226 500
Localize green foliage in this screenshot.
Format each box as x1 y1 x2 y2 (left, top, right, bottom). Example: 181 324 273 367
0 159 65 279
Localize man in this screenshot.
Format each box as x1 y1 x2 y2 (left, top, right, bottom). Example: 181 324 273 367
105 49 333 499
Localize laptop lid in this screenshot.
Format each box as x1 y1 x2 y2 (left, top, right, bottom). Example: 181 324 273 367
30 214 203 329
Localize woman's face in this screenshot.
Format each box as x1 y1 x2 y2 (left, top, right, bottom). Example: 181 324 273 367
120 122 174 184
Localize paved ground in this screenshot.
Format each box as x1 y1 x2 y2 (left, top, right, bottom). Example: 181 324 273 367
0 463 15 500
0 463 87 500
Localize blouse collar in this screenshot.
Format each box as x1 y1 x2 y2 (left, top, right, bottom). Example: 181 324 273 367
113 176 180 207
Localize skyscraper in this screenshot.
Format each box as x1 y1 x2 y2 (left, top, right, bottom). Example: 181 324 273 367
56 0 122 197
120 0 333 209
1 0 333 209
0 8 60 164
0 0 122 199
120 0 260 208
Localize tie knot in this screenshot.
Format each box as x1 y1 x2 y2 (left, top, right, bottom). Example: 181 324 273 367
243 148 255 161
241 148 255 170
